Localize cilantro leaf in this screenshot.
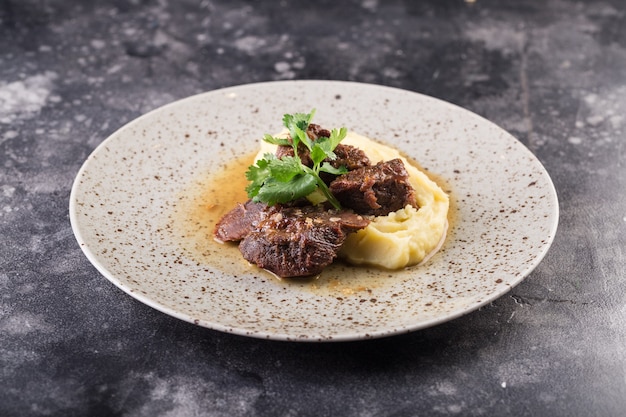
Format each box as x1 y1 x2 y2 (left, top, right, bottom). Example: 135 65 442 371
262 134 291 147
267 155 303 182
283 111 315 137
245 154 273 197
309 127 347 165
319 162 348 176
253 174 317 205
284 111 315 151
245 109 347 209
328 127 347 150
309 144 329 166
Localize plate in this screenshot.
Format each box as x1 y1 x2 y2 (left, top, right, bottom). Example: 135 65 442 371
69 80 559 341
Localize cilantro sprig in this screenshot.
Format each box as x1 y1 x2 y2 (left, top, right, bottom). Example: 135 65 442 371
245 109 347 209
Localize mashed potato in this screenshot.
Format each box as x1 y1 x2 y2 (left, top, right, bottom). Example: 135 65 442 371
256 130 449 270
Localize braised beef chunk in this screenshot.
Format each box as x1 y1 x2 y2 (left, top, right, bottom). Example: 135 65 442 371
275 124 370 179
331 144 370 171
214 201 369 277
329 158 417 216
214 200 273 243
316 144 371 184
277 143 370 173
306 123 331 140
276 141 313 166
238 206 369 277
275 123 330 165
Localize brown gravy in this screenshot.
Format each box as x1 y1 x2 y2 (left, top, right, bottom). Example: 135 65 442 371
169 151 455 295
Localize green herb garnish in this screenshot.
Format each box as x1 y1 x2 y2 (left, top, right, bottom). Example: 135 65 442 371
245 109 347 209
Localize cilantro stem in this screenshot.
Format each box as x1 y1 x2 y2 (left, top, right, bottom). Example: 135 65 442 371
302 166 341 210
317 178 342 210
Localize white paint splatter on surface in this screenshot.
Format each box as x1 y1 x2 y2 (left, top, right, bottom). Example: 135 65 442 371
578 85 626 132
0 312 53 335
361 0 379 11
117 373 263 417
234 36 267 54
568 136 583 145
274 61 290 73
0 72 57 124
3 130 18 140
0 346 40 377
435 381 458 396
90 39 106 49
274 61 295 79
464 22 525 54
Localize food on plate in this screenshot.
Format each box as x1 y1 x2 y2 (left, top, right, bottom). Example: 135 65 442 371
213 110 449 277
215 200 369 277
335 131 450 270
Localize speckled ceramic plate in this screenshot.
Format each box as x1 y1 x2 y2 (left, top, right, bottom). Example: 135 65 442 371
70 80 558 342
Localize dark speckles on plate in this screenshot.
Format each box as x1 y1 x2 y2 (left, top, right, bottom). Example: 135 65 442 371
69 80 559 342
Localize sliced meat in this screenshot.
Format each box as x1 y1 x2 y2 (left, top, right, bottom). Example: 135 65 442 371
330 143 370 171
329 158 417 216
306 123 331 140
213 200 273 243
238 206 369 277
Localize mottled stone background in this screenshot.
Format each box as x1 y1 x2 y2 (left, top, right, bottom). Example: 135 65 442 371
1 0 625 416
